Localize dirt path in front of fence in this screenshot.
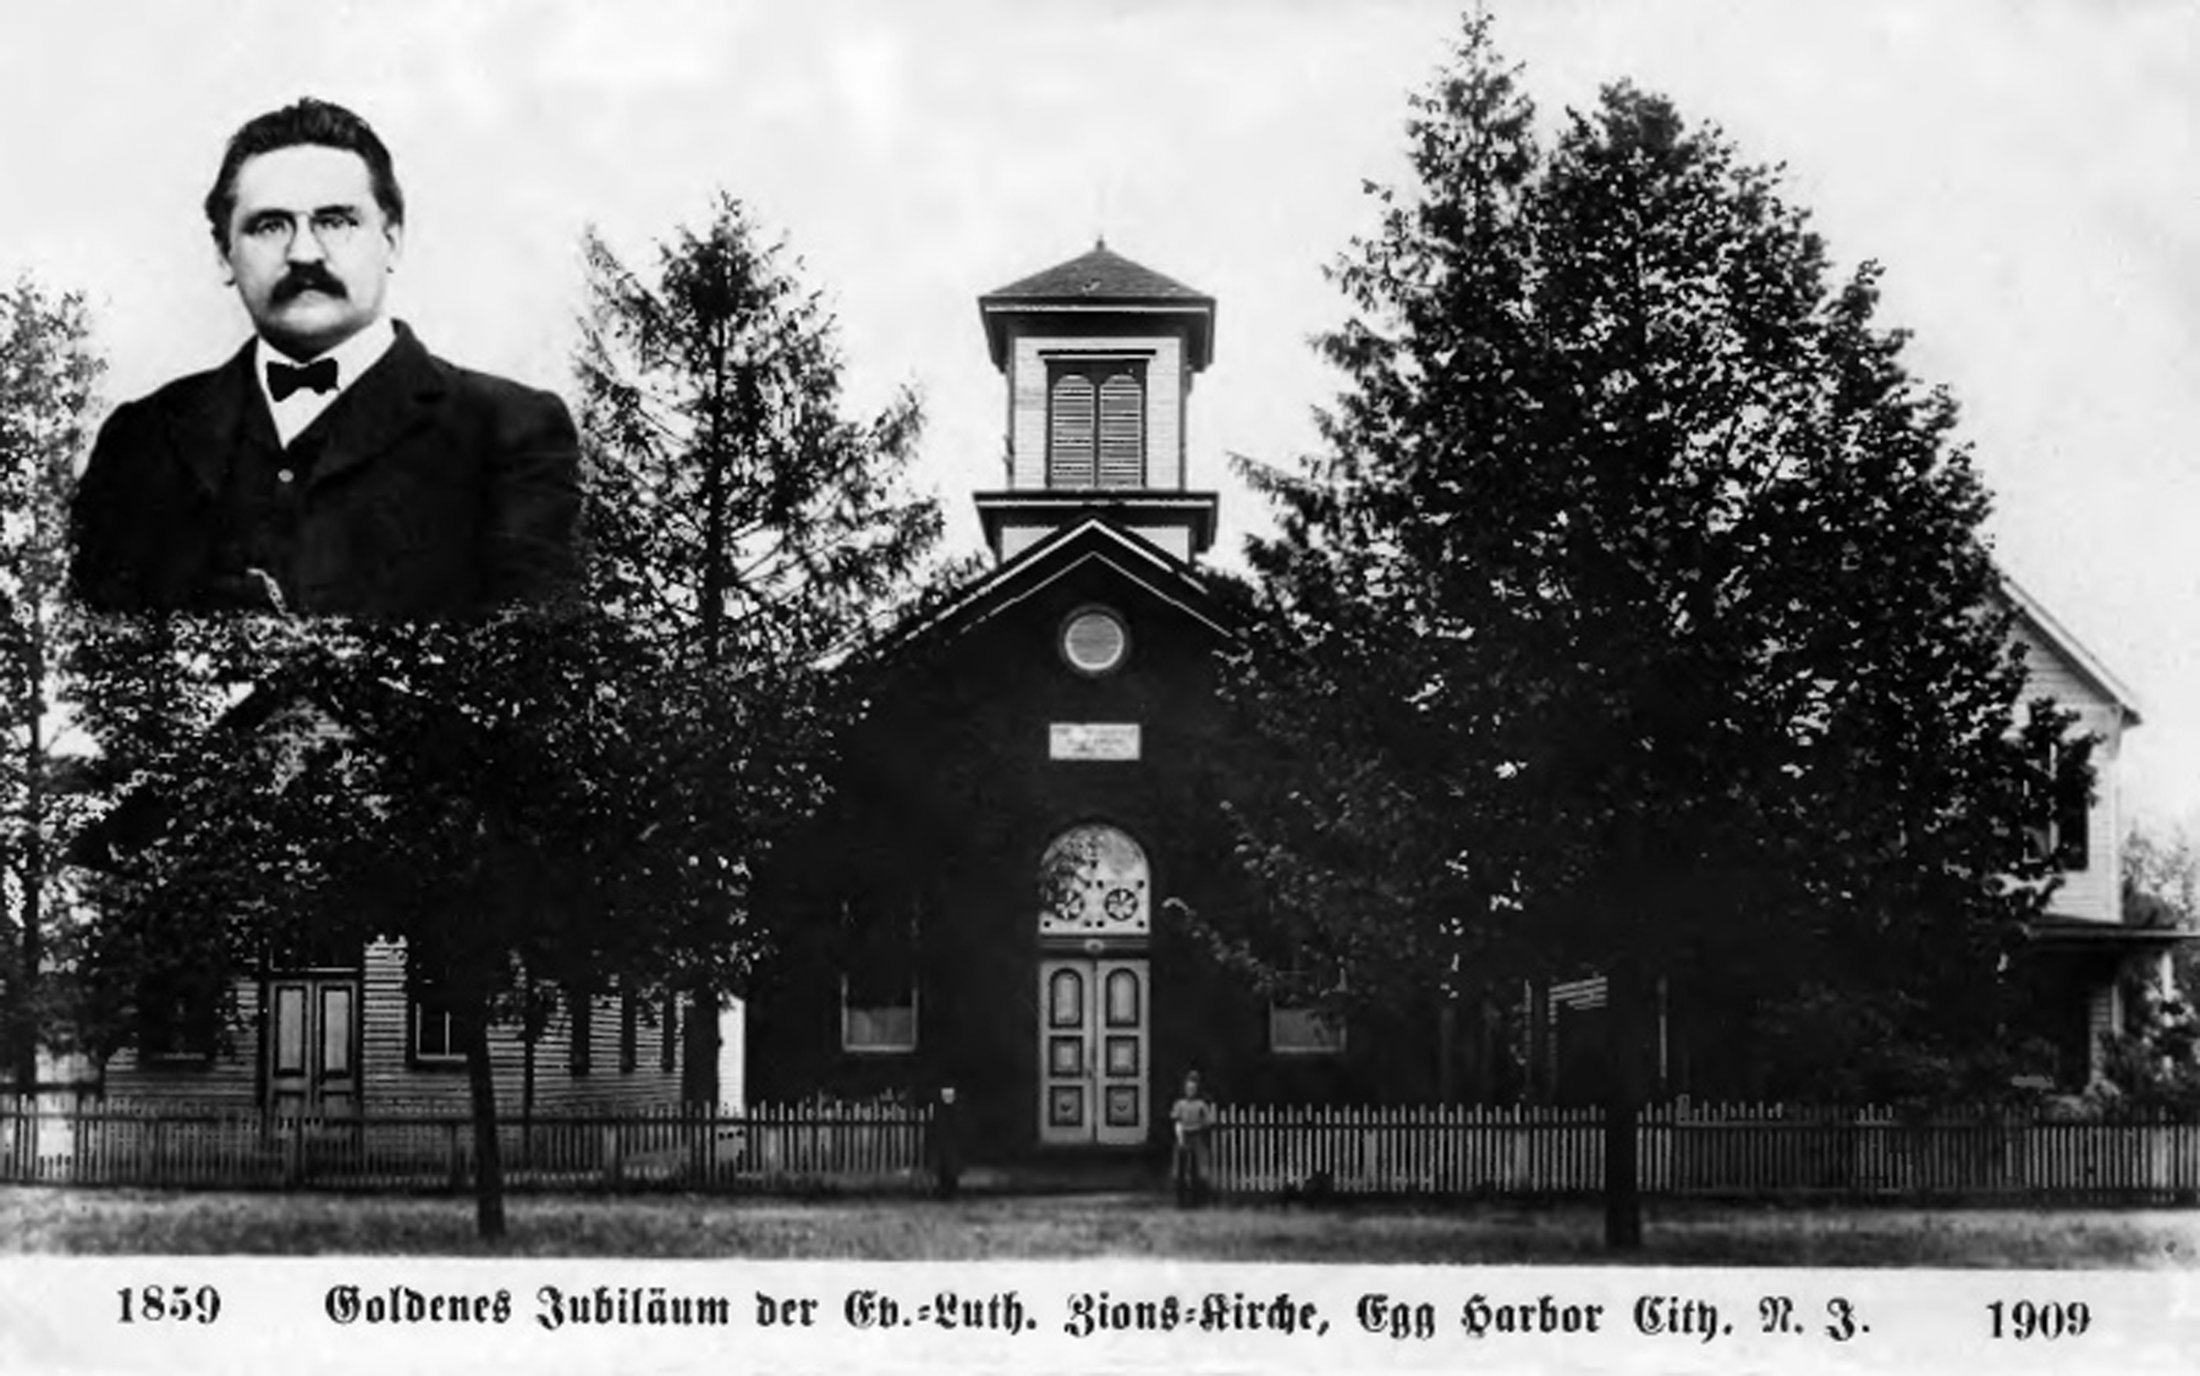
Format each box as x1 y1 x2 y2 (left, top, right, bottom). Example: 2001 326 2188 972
5 1187 2198 1266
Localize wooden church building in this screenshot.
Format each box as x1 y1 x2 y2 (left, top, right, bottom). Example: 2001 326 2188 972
743 244 1417 1161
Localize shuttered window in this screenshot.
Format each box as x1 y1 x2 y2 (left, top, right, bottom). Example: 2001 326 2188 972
1050 373 1095 487
1047 360 1145 489
1097 372 1142 486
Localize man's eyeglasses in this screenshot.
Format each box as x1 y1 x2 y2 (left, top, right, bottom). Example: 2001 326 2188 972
237 209 371 250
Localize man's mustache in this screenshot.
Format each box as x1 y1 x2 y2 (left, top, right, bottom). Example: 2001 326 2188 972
271 265 347 303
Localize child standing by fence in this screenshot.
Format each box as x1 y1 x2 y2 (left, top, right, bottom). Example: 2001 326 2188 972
1170 1070 1214 1207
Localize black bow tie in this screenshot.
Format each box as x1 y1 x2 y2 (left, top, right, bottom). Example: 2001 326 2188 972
267 357 338 401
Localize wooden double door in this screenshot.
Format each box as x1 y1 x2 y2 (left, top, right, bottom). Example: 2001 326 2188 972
265 972 360 1117
1036 956 1150 1147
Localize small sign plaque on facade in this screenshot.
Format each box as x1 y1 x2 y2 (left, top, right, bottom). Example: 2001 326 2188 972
1049 723 1142 761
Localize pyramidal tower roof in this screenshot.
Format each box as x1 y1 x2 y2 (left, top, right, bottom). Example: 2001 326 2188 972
982 240 1211 303
978 240 1215 368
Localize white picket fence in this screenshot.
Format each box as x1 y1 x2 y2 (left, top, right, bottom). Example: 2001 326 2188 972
8 1096 2196 1201
0 1098 933 1192
1208 1102 2200 1202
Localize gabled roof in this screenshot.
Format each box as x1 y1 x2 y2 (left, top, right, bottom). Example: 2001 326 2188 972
979 241 1216 370
2001 575 2143 728
871 517 1236 668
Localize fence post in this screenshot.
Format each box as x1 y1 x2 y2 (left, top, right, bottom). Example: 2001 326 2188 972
445 1120 466 1190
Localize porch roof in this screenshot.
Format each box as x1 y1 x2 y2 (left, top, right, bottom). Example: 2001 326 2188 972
2025 917 2196 952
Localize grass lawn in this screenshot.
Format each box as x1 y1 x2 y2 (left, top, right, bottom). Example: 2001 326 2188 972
4 1186 2198 1265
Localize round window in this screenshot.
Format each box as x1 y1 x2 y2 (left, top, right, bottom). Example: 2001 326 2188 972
1060 607 1129 676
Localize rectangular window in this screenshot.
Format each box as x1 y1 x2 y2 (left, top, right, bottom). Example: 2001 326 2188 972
137 976 220 1064
410 988 462 1064
2030 740 2093 872
1046 358 1147 490
2054 766 2091 872
840 897 921 1054
619 994 639 1074
841 976 918 1054
568 988 593 1076
1269 1004 1347 1056
661 993 680 1074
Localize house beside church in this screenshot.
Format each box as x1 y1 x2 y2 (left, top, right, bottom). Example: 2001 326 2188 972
80 693 696 1120
100 937 687 1118
2000 577 2173 1085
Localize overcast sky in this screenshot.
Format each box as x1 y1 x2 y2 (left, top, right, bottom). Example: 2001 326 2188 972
4 0 2194 830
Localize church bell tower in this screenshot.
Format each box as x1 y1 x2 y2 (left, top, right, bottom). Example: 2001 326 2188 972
973 241 1220 564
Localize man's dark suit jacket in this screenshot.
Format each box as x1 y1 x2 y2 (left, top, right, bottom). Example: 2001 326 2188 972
70 321 581 618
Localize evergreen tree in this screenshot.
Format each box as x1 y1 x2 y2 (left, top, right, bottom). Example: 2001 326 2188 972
1220 15 2082 1247
575 193 949 1100
576 192 942 668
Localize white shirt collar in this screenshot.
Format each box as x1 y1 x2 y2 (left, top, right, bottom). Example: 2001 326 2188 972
254 317 399 446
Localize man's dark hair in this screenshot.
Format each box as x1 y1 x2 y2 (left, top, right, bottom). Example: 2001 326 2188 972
203 97 404 246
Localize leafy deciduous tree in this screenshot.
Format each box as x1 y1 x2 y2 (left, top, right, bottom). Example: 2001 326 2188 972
0 277 102 1087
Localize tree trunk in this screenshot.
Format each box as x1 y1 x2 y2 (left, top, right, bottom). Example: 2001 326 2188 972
458 997 506 1241
11 607 47 1092
519 969 537 1172
520 1023 537 1172
12 843 39 1090
1436 999 1458 1102
1603 963 1646 1251
1527 979 1552 1104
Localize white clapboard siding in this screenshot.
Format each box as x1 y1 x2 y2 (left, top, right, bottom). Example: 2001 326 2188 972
102 940 681 1116
2007 601 2130 926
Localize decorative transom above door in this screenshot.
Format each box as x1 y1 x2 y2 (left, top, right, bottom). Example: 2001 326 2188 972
1038 824 1150 937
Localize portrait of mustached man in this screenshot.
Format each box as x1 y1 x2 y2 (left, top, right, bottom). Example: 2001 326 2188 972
70 97 581 617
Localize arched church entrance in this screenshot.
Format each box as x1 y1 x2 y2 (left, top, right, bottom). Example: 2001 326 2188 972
1035 823 1151 1147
